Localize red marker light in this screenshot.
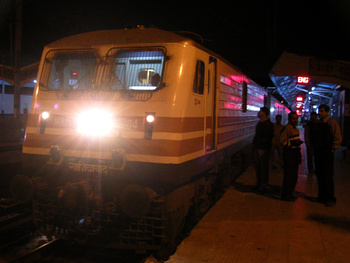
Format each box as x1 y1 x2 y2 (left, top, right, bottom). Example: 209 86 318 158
296 96 303 102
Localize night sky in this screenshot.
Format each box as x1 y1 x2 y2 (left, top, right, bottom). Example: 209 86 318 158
1 0 349 86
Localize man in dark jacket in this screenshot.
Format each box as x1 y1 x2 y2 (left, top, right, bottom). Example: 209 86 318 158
280 112 303 201
304 112 318 174
252 106 274 194
314 104 342 207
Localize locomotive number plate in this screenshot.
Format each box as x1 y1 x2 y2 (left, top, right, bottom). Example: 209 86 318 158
68 162 108 175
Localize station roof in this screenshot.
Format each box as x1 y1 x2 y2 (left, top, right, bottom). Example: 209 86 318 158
269 52 350 112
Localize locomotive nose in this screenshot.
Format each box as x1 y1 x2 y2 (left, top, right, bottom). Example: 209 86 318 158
11 174 35 203
120 184 157 218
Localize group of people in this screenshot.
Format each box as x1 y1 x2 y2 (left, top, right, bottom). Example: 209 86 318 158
252 104 342 207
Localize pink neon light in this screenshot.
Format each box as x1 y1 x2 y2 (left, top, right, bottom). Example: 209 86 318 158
223 102 242 110
230 75 250 84
221 75 250 87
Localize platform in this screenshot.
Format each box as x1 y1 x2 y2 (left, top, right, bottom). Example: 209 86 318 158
166 141 350 262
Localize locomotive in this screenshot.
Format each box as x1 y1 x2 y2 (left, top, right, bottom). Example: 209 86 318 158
11 27 288 252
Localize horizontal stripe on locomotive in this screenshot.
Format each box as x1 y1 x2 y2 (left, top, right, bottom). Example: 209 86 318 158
22 146 206 165
25 127 207 140
218 116 257 127
23 134 204 157
218 127 255 144
216 133 254 152
217 122 256 135
27 114 206 133
218 109 261 118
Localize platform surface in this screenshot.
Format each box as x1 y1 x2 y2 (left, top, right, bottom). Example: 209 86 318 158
166 139 350 262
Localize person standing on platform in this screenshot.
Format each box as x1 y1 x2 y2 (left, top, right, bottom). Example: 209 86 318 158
252 106 274 194
314 104 342 207
280 112 303 201
271 114 284 169
304 112 318 174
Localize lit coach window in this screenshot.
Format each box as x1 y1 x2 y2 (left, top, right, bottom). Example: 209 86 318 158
144 112 155 140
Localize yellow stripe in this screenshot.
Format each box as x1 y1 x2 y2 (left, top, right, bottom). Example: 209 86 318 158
25 127 205 140
23 146 204 164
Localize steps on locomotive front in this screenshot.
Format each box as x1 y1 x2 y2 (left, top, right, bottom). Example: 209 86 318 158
166 145 350 263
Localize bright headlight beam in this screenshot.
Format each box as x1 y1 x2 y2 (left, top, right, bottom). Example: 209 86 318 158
77 110 114 136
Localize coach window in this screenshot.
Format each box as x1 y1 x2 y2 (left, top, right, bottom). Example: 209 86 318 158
193 60 205 94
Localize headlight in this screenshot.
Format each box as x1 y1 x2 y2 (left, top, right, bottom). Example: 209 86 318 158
77 109 114 136
41 111 50 120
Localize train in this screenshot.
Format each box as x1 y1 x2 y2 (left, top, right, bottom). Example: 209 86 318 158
11 27 289 252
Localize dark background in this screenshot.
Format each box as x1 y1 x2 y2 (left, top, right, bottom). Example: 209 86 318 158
1 0 349 86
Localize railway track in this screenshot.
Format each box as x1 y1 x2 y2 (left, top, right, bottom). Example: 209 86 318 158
1 234 157 263
3 237 63 263
0 194 202 263
0 198 163 262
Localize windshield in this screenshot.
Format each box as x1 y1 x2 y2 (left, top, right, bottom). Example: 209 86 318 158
109 50 165 91
41 51 97 90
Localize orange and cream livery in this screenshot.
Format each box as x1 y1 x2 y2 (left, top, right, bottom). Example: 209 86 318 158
12 27 288 251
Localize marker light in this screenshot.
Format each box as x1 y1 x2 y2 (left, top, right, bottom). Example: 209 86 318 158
146 114 155 123
77 109 114 136
144 113 155 140
40 111 49 134
42 111 50 120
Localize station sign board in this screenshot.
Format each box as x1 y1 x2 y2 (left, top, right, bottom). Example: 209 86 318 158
297 76 309 84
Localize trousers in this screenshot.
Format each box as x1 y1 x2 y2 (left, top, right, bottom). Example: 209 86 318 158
314 150 335 202
253 147 270 189
281 148 300 198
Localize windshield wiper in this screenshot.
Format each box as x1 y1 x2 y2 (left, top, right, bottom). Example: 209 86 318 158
112 73 133 98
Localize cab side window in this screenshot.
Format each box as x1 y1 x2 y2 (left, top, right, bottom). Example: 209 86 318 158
193 60 205 94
